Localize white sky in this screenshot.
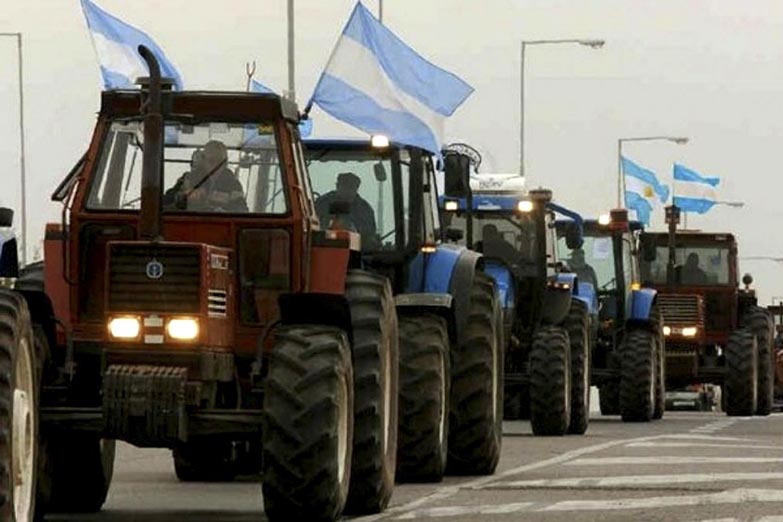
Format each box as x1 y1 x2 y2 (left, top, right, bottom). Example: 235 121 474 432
2 0 783 302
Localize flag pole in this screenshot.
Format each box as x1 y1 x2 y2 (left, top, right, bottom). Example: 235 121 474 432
287 0 296 101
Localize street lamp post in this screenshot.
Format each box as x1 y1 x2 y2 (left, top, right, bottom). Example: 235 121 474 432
286 0 295 101
0 32 26 266
617 136 688 208
520 38 604 178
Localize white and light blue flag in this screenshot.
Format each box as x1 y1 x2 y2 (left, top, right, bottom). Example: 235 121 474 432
309 2 473 154
673 163 720 214
622 156 669 226
249 80 313 137
81 0 184 90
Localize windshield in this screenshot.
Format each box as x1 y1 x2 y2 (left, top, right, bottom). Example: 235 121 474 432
557 234 615 291
445 211 537 268
640 245 731 285
87 121 287 214
306 149 409 252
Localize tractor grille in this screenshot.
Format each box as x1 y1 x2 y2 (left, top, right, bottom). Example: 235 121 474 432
657 294 703 326
108 244 200 313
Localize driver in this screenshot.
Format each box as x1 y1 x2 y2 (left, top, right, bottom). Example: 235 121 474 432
165 141 248 213
315 172 378 247
679 252 708 284
479 224 520 266
569 248 598 290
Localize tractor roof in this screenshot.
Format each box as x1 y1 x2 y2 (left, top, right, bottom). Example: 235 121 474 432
100 89 301 124
643 230 736 245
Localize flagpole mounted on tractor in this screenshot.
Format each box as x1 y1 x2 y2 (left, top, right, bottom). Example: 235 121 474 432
287 0 296 101
617 136 689 208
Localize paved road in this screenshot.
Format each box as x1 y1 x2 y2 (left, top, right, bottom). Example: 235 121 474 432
47 398 783 522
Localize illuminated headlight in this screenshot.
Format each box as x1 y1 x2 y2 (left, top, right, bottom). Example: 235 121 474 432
108 317 141 339
517 200 534 213
663 326 672 336
682 327 698 337
371 135 390 148
444 200 459 211
167 318 200 341
598 214 611 226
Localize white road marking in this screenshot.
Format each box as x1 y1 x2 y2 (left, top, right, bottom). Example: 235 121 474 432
659 434 759 442
395 502 535 520
542 488 783 512
484 472 783 490
566 456 783 466
626 441 782 450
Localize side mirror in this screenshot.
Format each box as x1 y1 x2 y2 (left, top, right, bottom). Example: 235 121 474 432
329 200 351 216
640 235 657 262
565 223 583 250
443 153 471 198
742 273 753 287
373 162 388 182
0 208 13 228
445 227 464 242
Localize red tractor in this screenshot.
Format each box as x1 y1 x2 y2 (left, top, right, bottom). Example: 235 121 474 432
3 47 401 521
640 207 773 416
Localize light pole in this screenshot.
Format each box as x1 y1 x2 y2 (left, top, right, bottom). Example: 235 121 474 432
0 32 26 266
379 0 383 22
617 136 688 208
286 0 295 101
520 38 604 178
714 200 745 208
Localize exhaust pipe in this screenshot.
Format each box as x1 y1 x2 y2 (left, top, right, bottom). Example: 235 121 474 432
138 45 164 240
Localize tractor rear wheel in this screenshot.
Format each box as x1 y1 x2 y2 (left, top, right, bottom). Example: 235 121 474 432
447 272 503 475
651 306 666 420
566 300 590 435
529 326 571 435
396 314 449 483
745 307 774 416
620 328 656 422
599 383 620 415
173 441 236 482
0 290 38 522
344 271 398 514
725 329 758 416
262 325 354 522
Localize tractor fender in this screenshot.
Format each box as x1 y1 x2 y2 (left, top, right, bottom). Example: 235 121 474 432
395 293 456 341
483 261 515 310
542 285 572 326
278 293 353 343
628 288 657 323
14 261 57 348
0 235 18 278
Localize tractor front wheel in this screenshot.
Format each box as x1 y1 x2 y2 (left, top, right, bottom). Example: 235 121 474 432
173 440 236 482
566 300 590 435
725 329 758 416
620 328 656 422
262 326 354 522
745 307 774 416
529 326 571 435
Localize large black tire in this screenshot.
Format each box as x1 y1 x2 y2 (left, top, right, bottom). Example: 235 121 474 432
262 326 354 522
651 306 666 420
343 270 398 514
396 314 449 483
725 329 758 417
172 440 236 482
447 272 503 475
43 437 116 513
566 300 590 435
599 383 619 415
529 326 571 436
745 307 774 416
620 328 656 422
0 290 38 522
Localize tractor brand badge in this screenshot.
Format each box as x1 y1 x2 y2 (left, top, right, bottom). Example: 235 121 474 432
146 259 164 280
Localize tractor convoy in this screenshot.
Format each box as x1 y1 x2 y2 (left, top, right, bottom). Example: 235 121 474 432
0 46 770 522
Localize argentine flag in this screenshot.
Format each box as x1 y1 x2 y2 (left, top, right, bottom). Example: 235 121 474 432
309 2 474 154
673 164 720 214
81 0 183 90
622 157 669 226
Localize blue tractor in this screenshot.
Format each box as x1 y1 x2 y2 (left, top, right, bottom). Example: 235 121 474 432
439 161 595 436
303 138 503 482
555 210 665 422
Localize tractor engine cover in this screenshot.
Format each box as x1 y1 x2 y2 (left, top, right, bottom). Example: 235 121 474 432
103 365 188 447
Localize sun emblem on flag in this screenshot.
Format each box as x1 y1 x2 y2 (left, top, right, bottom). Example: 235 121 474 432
643 186 654 199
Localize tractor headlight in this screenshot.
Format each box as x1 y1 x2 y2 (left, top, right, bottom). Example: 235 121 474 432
444 200 459 212
682 326 698 337
167 318 200 341
371 135 390 148
517 200 534 213
108 317 141 339
598 214 611 226
663 326 672 336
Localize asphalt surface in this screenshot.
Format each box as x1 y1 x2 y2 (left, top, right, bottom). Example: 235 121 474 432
47 391 783 522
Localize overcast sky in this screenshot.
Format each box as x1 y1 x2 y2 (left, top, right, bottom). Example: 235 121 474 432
2 0 783 301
